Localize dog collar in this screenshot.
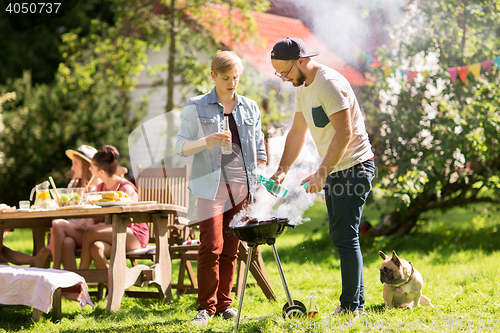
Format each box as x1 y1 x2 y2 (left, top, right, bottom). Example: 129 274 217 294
394 262 415 288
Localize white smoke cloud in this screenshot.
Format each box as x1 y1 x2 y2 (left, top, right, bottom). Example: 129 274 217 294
230 132 321 227
285 0 407 63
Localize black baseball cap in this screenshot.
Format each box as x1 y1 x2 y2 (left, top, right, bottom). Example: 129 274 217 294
271 37 319 60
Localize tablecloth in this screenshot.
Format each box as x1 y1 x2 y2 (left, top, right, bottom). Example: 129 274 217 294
0 265 94 313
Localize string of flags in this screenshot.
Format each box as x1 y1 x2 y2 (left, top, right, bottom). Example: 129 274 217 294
353 43 500 84
375 57 500 84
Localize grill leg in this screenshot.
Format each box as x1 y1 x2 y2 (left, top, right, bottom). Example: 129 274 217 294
235 246 254 332
271 244 294 307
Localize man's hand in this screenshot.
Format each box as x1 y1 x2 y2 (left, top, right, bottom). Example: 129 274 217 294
270 170 286 185
301 168 327 194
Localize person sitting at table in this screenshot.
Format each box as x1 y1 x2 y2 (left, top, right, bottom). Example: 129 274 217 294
79 145 149 270
50 145 100 269
0 230 49 267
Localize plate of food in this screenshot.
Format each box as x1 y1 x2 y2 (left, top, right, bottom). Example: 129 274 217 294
0 204 17 213
94 191 135 207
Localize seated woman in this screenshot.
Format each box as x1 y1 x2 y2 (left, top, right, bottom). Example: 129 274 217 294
50 145 100 269
1 230 49 267
79 145 149 269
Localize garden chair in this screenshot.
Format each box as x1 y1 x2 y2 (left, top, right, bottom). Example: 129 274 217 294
129 164 198 295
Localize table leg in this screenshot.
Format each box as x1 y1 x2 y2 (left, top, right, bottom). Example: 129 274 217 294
32 227 46 256
107 214 128 311
152 214 172 302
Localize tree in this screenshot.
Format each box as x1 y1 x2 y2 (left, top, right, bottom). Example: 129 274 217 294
57 1 272 164
0 71 147 206
0 0 114 85
57 0 270 107
364 0 500 235
0 1 272 205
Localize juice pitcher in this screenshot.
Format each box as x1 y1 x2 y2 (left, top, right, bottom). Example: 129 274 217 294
30 181 56 209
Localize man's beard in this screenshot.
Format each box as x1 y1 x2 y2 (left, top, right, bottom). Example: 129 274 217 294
292 68 307 87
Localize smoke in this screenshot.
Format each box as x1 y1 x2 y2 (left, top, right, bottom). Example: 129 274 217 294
230 132 321 227
284 0 407 63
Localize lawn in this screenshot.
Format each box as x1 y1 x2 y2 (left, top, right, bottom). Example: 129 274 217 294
2 199 500 332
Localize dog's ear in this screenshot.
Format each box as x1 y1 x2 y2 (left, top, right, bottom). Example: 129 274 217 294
391 250 401 267
379 251 388 260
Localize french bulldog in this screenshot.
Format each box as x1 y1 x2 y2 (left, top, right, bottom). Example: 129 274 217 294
379 250 433 309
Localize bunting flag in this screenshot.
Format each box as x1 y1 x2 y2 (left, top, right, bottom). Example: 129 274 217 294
383 65 393 78
365 54 372 69
469 63 481 78
399 69 405 79
457 66 469 83
360 51 366 67
376 55 499 85
351 43 381 68
494 56 500 68
405 70 418 83
481 60 493 73
447 67 458 83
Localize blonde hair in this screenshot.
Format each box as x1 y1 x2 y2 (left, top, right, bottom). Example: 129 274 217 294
211 51 243 74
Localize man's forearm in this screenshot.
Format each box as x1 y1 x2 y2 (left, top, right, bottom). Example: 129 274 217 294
278 129 307 174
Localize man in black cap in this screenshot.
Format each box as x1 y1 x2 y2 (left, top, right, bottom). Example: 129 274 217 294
270 37 375 316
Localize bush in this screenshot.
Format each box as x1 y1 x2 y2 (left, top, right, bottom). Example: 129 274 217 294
0 71 147 206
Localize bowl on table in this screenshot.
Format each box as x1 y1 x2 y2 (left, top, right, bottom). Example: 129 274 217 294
50 188 85 207
84 192 103 204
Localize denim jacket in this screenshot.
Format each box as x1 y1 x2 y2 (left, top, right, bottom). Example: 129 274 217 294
175 87 267 200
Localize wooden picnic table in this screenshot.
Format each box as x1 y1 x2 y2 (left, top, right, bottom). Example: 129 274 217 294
0 203 187 312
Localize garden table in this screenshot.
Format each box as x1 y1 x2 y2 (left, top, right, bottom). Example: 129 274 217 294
0 203 187 312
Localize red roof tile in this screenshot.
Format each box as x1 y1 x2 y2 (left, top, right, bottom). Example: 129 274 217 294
197 5 366 86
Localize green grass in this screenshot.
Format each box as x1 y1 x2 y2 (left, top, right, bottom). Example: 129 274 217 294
2 201 500 332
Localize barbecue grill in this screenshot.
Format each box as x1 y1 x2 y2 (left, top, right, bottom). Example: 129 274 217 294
228 217 306 331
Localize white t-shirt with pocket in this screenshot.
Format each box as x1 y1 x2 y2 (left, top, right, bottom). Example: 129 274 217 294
296 65 374 172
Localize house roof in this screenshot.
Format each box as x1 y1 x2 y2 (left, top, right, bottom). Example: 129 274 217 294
199 6 367 86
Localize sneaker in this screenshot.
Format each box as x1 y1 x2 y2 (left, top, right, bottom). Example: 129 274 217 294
221 308 238 320
191 309 213 325
331 305 360 318
357 307 368 316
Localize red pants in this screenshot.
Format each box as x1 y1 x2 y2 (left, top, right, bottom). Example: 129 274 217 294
196 182 248 315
